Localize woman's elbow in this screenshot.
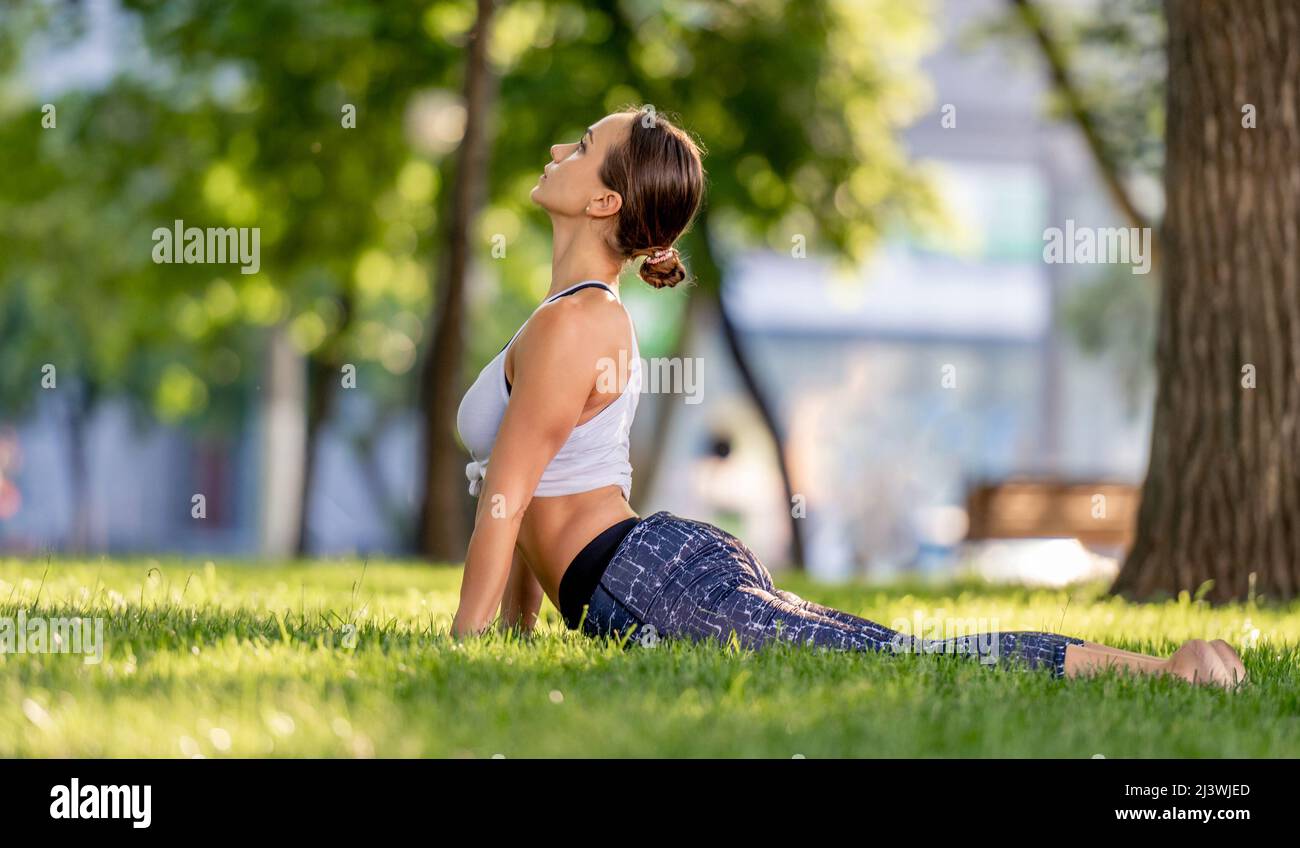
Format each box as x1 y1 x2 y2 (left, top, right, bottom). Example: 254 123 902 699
477 484 533 525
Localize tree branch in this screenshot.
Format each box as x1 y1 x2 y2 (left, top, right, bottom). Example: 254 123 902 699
1010 0 1157 248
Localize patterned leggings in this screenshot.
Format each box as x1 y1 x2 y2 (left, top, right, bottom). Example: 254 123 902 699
578 511 1087 679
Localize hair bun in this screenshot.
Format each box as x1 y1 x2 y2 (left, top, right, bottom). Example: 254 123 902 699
638 246 687 289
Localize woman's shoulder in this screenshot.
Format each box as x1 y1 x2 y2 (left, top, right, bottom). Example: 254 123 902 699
516 286 629 355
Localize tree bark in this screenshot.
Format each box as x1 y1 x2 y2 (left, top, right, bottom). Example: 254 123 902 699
1113 0 1300 602
415 0 498 562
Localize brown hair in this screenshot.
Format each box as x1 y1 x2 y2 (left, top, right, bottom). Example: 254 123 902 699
599 106 706 289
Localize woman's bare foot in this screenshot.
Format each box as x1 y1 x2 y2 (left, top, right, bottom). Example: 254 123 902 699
1061 639 1246 690
1166 639 1236 689
1208 639 1249 686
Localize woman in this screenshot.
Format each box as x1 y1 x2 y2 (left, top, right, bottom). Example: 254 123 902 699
450 106 1247 689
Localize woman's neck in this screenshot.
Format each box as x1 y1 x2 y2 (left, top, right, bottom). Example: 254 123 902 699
547 216 622 299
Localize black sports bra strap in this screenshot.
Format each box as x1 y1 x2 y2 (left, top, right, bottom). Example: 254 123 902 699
547 281 613 301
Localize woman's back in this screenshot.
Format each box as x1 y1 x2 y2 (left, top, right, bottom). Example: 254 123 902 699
456 281 641 607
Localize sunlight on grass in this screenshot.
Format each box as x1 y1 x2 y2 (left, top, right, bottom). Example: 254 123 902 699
1 557 1297 757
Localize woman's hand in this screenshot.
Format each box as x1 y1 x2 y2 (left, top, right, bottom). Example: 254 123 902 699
498 548 545 635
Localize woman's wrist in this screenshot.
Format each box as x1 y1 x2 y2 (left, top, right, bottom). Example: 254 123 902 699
451 611 492 639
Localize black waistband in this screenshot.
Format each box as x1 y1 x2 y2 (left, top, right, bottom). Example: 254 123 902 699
558 516 641 630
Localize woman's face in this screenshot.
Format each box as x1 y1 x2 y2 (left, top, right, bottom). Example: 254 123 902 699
530 111 634 219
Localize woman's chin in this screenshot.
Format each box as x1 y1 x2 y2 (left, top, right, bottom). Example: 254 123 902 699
529 189 562 215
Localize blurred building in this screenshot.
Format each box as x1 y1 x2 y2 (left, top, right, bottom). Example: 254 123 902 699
634 0 1153 583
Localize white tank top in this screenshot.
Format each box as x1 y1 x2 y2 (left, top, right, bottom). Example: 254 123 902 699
455 280 642 500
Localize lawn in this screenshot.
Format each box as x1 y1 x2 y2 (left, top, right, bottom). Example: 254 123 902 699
2 557 1297 758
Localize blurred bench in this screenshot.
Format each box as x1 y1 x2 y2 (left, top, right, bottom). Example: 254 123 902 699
964 477 1139 551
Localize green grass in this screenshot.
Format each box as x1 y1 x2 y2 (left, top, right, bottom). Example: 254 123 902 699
1 556 1298 757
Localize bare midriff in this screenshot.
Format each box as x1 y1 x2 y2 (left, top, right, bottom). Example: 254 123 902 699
515 485 638 610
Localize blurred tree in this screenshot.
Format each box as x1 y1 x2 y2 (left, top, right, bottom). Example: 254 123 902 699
1 1 462 553
1009 0 1163 242
416 0 498 563
6 0 939 567
0 1 239 546
118 0 465 554
417 0 941 565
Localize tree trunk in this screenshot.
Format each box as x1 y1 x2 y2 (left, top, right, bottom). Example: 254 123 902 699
296 355 334 556
353 412 411 544
64 381 93 553
296 291 354 556
692 213 808 570
415 0 498 562
258 323 308 559
1113 0 1300 603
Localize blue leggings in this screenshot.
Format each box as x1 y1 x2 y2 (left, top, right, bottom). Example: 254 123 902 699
578 511 1087 679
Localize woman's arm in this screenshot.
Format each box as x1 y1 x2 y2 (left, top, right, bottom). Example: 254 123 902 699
450 299 605 638
499 547 544 634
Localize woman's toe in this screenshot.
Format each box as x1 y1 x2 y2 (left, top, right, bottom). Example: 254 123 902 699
1169 639 1229 689
1195 640 1233 689
1209 639 1248 687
